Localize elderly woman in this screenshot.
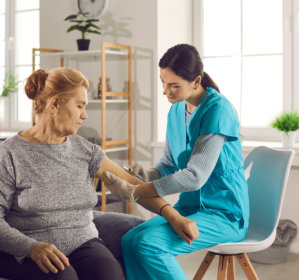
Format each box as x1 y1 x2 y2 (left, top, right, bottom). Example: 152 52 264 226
0 67 147 280
0 67 198 280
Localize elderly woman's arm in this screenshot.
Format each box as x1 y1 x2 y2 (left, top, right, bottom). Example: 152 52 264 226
96 157 199 245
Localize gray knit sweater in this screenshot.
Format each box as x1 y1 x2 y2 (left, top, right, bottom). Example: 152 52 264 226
0 134 105 261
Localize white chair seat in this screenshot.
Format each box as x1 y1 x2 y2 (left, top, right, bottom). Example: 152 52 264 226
209 230 276 254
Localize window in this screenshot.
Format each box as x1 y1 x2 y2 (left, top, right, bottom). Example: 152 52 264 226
0 0 39 131
199 0 288 140
0 1 6 127
156 0 291 142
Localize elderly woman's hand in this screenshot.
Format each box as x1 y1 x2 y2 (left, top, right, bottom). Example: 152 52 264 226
28 242 70 274
104 171 138 201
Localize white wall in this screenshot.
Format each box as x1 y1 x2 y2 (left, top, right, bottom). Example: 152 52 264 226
40 0 158 170
156 0 193 142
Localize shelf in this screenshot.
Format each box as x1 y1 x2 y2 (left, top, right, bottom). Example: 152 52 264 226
88 99 128 104
105 146 129 153
33 49 128 58
96 190 112 196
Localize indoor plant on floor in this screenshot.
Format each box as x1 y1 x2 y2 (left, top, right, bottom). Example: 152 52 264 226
1 72 19 98
271 111 299 147
64 11 101 51
0 72 20 130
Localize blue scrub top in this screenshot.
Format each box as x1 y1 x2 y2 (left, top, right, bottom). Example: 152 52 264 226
166 87 249 228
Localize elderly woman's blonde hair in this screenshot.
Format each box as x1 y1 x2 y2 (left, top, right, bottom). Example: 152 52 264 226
25 67 89 114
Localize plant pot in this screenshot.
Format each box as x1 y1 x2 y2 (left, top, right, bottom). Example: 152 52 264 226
281 131 296 148
76 39 90 51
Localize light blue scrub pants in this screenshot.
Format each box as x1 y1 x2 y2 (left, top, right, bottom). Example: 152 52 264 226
121 207 247 280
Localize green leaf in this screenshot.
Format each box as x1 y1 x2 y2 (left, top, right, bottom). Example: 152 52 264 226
66 25 85 32
64 14 78 21
88 30 102 35
86 19 100 23
88 23 101 30
79 11 89 17
1 72 20 97
69 19 84 23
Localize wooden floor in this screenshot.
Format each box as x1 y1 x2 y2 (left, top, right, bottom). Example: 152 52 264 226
177 250 299 280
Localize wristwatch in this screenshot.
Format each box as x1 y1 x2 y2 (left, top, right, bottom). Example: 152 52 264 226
78 0 110 18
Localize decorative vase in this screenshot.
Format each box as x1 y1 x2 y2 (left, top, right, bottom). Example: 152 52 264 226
76 39 90 51
282 131 296 148
95 77 112 99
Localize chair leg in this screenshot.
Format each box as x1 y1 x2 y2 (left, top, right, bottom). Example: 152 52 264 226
217 255 229 280
193 251 216 280
226 256 235 280
236 253 259 280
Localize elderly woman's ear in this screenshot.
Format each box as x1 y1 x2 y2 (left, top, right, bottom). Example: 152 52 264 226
48 97 59 116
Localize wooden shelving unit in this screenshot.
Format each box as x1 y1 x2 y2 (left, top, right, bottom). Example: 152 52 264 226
32 42 133 214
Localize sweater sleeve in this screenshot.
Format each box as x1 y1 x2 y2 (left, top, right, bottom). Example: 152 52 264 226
89 144 106 178
154 141 179 178
153 134 226 197
0 149 38 261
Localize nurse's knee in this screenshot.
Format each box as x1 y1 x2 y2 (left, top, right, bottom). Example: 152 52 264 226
131 230 160 257
122 224 164 257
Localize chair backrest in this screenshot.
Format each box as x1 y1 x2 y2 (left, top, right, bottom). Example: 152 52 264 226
244 146 294 238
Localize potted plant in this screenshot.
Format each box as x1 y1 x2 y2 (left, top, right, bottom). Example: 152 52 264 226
64 11 101 51
271 111 299 147
1 72 20 97
0 72 20 129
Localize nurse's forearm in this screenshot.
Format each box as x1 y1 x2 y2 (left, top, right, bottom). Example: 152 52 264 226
136 197 182 224
136 196 169 215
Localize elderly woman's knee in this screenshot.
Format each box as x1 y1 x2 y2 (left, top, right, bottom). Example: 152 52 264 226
50 265 79 280
93 211 144 258
93 211 144 235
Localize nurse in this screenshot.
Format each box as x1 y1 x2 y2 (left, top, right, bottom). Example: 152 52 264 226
105 44 249 280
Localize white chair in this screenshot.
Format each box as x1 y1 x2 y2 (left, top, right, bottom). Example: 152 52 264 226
193 146 295 280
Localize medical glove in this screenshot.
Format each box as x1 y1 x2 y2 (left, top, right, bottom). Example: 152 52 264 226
104 171 138 201
130 163 160 182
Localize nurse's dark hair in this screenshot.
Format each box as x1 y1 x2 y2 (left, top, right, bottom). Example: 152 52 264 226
159 44 220 92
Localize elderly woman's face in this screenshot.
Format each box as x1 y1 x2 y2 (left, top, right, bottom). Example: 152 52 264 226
54 86 88 136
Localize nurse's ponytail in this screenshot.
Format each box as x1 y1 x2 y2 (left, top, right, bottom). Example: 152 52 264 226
201 72 220 92
159 44 220 92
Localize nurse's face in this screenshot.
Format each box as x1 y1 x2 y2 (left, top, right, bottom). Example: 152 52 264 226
160 67 195 104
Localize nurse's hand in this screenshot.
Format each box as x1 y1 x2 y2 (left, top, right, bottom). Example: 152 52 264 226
104 171 138 201
168 215 200 245
130 163 149 182
129 163 161 182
